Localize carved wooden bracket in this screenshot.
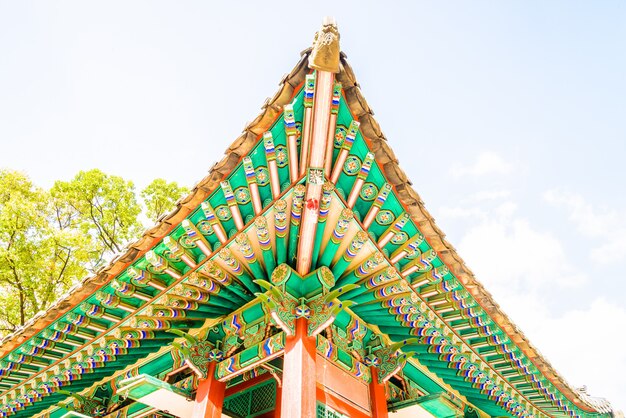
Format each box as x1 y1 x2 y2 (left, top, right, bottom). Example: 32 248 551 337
365 338 417 383
59 391 107 417
168 330 223 380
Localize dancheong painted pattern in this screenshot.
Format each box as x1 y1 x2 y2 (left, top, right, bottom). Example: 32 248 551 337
0 18 617 418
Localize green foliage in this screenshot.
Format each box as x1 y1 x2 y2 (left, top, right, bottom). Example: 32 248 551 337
51 169 143 268
0 169 187 334
0 170 88 329
141 178 189 223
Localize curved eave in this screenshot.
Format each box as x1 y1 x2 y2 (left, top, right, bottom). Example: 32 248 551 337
332 55 610 415
0 50 311 358
0 46 614 417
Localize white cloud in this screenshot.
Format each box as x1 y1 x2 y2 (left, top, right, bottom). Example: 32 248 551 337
494 200 517 219
593 239 626 264
442 192 625 412
543 191 617 237
438 206 489 221
438 194 513 222
469 189 512 202
494 295 626 413
457 207 587 291
544 190 626 263
451 151 514 178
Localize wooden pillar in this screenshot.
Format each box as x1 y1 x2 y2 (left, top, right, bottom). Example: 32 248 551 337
369 367 389 418
274 382 282 417
192 362 226 418
280 317 317 418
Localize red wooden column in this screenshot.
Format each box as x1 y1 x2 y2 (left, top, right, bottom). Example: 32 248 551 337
192 362 226 418
280 317 317 417
273 382 282 417
369 367 389 418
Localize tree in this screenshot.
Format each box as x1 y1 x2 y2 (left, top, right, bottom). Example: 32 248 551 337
51 169 142 269
0 170 87 330
141 178 189 223
0 169 187 334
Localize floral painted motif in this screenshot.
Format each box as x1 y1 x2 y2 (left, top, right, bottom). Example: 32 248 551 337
242 322 268 349
274 200 288 238
255 216 271 250
179 235 198 249
334 125 347 148
376 209 395 226
215 205 232 221
275 145 288 168
255 167 270 186
360 182 378 201
306 297 353 338
390 231 409 245
343 155 361 176
196 220 214 235
308 168 324 185
162 249 181 263
317 266 335 290
186 340 223 379
295 121 303 142
372 346 407 384
234 186 251 205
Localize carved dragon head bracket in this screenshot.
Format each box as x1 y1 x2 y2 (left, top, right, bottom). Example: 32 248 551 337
255 265 360 338
365 337 418 384
168 330 223 380
58 391 107 417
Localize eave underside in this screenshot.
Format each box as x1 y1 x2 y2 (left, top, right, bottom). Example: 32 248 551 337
0 49 614 418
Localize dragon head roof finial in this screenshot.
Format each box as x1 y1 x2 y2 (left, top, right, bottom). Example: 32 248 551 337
309 17 340 73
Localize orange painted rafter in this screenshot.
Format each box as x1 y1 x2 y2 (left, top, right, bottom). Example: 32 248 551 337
297 70 335 275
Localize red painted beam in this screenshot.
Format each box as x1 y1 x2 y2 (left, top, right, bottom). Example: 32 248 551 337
223 373 273 398
316 386 371 418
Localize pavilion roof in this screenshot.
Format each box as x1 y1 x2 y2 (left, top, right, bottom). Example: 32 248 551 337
0 24 617 418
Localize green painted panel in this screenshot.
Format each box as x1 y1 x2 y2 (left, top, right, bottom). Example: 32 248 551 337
118 373 190 399
316 402 348 418
390 393 463 418
241 303 265 323
223 379 276 418
401 362 446 398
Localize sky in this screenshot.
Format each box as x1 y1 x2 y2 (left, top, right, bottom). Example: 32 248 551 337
1 0 625 411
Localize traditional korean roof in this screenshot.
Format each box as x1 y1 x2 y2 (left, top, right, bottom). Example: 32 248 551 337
0 20 618 418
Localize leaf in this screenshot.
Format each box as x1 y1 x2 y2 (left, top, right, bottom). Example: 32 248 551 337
141 178 189 223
